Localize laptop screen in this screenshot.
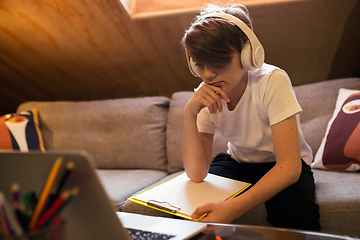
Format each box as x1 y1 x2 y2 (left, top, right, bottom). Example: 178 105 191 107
0 150 131 240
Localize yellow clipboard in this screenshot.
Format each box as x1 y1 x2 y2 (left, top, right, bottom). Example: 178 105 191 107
127 172 251 220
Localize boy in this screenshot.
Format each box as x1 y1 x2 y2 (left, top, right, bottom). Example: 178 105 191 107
181 3 320 231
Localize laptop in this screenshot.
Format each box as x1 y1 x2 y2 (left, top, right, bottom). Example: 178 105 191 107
0 150 207 240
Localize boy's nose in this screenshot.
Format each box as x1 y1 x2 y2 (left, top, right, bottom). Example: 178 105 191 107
203 66 216 81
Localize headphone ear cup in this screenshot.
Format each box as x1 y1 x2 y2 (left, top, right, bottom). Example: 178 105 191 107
188 56 200 77
240 42 253 70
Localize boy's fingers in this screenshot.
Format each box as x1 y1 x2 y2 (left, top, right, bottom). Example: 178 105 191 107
207 91 222 113
202 94 216 114
191 204 210 220
211 89 225 113
216 89 230 103
191 208 207 219
198 84 228 113
206 85 230 103
206 88 224 113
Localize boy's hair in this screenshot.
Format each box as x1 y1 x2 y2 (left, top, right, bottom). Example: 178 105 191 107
181 3 253 65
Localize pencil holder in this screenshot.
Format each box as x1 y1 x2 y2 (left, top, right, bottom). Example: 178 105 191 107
0 222 65 240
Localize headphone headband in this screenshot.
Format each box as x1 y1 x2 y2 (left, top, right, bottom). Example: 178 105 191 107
196 12 264 69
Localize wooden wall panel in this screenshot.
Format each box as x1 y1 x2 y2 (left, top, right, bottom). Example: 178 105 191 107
250 0 358 85
0 0 358 116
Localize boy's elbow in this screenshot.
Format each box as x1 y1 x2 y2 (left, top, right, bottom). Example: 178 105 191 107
186 171 207 183
277 159 302 185
291 161 302 184
191 177 205 183
292 171 301 185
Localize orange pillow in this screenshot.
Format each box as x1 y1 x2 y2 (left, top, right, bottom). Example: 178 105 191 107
0 109 45 152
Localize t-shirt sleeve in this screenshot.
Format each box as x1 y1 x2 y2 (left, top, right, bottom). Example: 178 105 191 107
196 107 216 134
263 70 302 126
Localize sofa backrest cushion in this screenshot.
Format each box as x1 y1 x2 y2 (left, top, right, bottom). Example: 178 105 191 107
17 97 170 171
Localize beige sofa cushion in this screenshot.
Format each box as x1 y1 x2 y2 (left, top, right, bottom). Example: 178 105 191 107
97 169 168 210
17 97 170 170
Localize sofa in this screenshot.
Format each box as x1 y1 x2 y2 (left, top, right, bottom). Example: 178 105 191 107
17 78 360 238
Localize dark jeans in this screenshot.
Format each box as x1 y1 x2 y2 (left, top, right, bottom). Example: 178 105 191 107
209 153 321 231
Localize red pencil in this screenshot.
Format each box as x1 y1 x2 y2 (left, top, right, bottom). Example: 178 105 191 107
31 188 78 230
0 207 10 235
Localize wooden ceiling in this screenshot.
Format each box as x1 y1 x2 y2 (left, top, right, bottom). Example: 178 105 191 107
0 0 359 116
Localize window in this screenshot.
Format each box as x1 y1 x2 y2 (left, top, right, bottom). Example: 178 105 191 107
120 0 302 19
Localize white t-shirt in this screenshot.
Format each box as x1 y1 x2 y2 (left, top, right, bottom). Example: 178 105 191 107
196 63 313 165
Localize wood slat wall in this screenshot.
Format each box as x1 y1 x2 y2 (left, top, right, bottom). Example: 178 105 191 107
0 0 359 115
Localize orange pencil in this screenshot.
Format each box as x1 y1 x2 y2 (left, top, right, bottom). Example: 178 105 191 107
28 157 62 229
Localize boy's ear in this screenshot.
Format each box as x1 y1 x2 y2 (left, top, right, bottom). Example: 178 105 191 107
185 50 200 77
189 57 200 77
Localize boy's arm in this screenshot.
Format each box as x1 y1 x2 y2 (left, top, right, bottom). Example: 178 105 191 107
192 114 302 223
182 84 228 183
182 109 214 182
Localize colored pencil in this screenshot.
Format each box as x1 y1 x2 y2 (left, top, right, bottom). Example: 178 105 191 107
28 157 62 229
32 188 78 230
21 192 34 218
11 183 29 230
0 204 10 235
0 192 24 236
10 183 21 210
54 161 74 198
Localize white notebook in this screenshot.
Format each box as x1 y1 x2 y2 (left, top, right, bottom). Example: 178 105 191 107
129 172 251 220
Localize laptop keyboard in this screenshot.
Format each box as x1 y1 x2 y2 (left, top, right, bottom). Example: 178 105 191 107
127 228 175 240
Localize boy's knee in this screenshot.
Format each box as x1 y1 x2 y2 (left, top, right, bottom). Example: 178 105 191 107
265 187 321 231
266 209 321 232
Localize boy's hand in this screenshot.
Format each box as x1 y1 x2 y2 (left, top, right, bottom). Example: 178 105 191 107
191 200 238 223
185 84 230 116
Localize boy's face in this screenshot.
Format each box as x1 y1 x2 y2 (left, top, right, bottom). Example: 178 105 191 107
192 50 247 97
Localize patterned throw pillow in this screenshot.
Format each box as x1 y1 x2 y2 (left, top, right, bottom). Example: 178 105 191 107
0 109 45 152
312 88 360 171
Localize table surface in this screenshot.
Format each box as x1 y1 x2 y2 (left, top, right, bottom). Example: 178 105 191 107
192 223 359 240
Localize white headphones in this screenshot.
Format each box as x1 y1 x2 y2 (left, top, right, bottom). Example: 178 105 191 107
186 12 265 77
